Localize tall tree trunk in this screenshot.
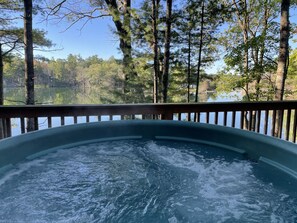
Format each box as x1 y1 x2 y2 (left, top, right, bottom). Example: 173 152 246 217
0 44 3 105
275 0 290 101
187 30 191 103
237 0 250 129
274 0 290 137
256 0 269 101
152 0 160 103
195 0 204 103
243 0 249 101
162 0 172 103
105 0 143 102
24 0 35 132
122 0 134 80
0 44 4 139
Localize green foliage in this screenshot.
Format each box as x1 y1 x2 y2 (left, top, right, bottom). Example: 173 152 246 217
288 49 297 77
215 72 241 94
3 55 24 86
2 0 297 104
287 49 297 97
219 0 283 101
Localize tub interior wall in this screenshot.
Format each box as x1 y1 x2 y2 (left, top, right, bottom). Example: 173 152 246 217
0 121 297 180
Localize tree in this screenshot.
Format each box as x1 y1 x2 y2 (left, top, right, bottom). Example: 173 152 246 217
0 0 22 105
221 0 280 102
274 0 290 137
46 0 146 102
0 0 50 135
274 0 290 101
24 0 35 131
162 0 173 103
0 29 22 105
104 0 136 79
152 0 160 103
194 0 205 103
287 49 297 96
174 0 223 103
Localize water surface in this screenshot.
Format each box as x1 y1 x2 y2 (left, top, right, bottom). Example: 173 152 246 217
0 140 296 222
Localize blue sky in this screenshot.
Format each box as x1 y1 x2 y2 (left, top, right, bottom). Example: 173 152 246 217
34 16 121 60
33 4 297 72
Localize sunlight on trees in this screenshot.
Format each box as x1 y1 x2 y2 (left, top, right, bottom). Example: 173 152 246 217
0 0 296 105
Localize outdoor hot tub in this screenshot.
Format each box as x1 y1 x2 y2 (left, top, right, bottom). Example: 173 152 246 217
0 120 296 222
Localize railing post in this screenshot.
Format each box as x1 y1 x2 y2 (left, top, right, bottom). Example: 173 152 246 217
0 118 12 138
5 118 11 137
0 118 5 139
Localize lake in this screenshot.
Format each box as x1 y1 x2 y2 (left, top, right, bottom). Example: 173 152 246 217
3 87 242 105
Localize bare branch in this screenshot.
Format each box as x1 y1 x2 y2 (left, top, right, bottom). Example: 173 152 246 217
2 39 19 56
47 0 67 16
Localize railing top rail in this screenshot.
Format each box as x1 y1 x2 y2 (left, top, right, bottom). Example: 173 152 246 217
0 100 296 118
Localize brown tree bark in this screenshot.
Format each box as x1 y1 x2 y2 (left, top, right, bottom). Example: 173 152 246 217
152 0 160 103
104 0 145 102
0 44 4 139
187 31 192 103
275 0 290 101
162 0 172 103
195 0 204 103
24 0 35 132
274 0 290 137
0 44 3 106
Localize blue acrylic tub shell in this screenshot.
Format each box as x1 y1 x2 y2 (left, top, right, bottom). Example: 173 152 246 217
0 120 297 179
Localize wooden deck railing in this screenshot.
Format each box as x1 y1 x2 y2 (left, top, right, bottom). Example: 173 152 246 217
0 100 296 143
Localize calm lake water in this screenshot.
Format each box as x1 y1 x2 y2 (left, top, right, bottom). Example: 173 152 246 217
3 87 242 105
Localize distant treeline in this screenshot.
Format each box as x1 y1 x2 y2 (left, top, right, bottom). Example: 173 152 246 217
3 54 215 103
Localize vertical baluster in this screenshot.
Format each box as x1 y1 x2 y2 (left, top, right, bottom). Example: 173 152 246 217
232 111 236 128
278 110 284 138
256 110 261 133
98 116 101 122
206 112 210 124
48 117 52 128
196 112 200 122
61 116 65 126
215 112 219 125
34 117 38 131
240 111 244 129
285 109 291 141
109 115 113 121
187 112 191 121
178 113 181 121
5 118 11 137
223 111 227 126
293 109 297 143
252 111 257 132
86 116 90 123
1 119 6 138
21 117 26 133
74 116 78 124
264 110 269 135
248 111 253 131
271 110 276 136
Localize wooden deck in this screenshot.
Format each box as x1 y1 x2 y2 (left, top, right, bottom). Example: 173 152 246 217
0 101 296 143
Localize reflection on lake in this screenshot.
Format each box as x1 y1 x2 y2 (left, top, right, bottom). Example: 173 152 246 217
4 87 242 105
4 87 107 105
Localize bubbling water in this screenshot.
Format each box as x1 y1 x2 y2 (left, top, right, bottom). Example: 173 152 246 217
0 140 296 223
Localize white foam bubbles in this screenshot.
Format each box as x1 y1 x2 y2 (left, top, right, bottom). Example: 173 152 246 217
0 140 296 222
